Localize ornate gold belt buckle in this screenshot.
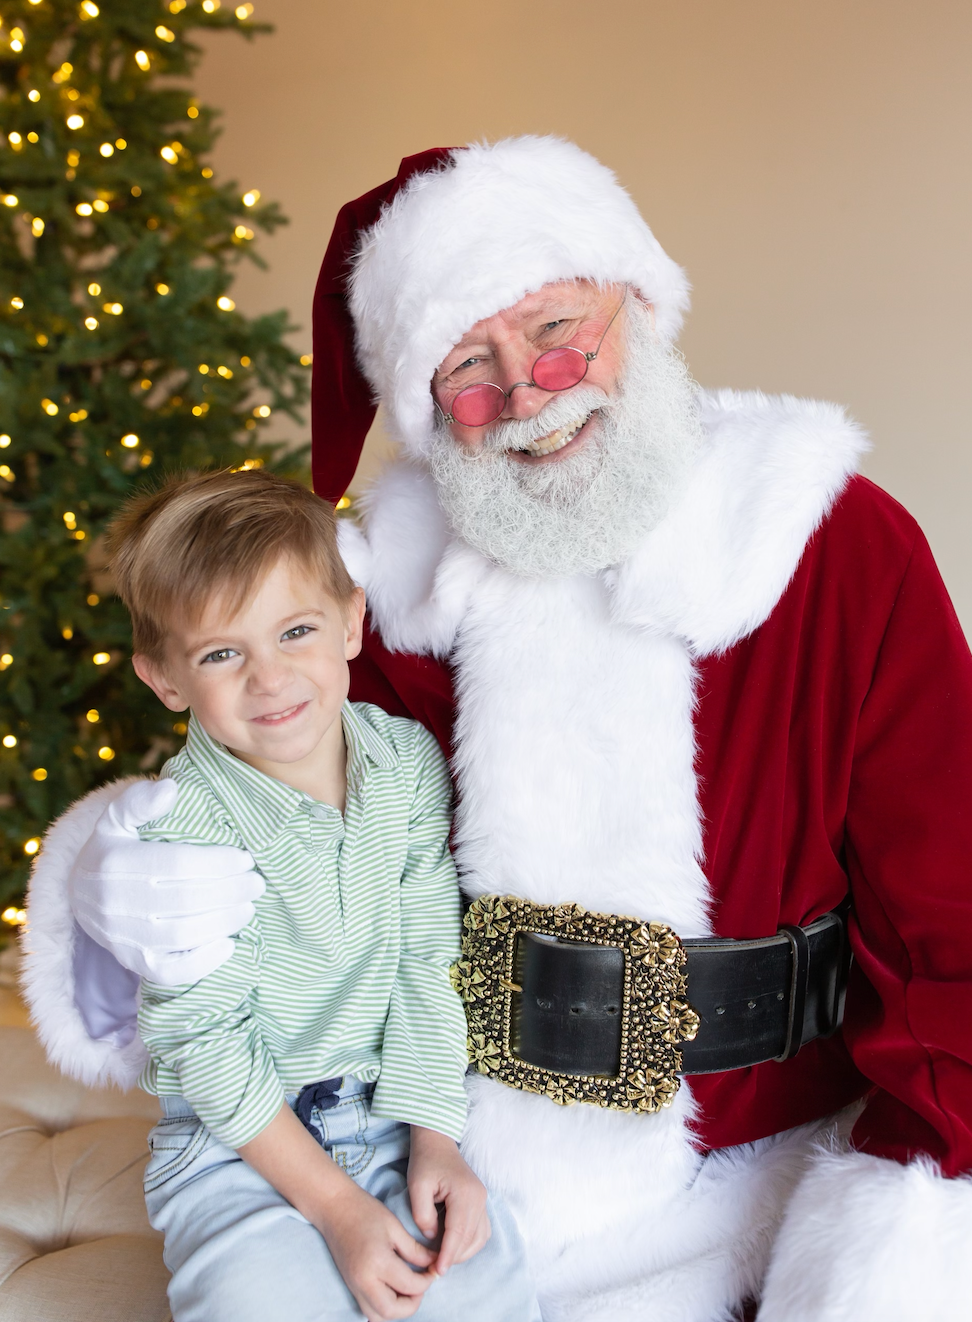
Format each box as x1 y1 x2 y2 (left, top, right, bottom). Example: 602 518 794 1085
453 896 700 1112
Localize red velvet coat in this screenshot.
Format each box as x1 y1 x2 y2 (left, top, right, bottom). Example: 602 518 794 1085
350 475 972 1176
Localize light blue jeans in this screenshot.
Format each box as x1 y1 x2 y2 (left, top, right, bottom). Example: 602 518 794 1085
144 1076 541 1322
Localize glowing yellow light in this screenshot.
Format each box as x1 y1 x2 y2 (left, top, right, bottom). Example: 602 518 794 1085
198 364 210 374
2 734 17 747
140 450 153 467
236 3 254 18
169 0 187 10
35 332 48 346
92 651 110 665
24 838 41 855
131 184 141 197
86 709 99 722
98 746 115 761
0 465 14 481
27 132 39 144
160 145 178 165
62 626 73 638
187 105 199 119
217 365 233 378
300 354 312 367
172 721 188 735
92 199 109 213
240 355 251 367
69 409 87 421
9 296 23 309
73 529 86 540
155 25 175 42
0 435 10 447
86 282 101 296
217 296 235 311
115 138 127 149
87 593 99 605
0 655 13 668
66 88 80 101
67 149 80 166
140 378 152 390
80 1 100 17
120 433 139 448
156 282 170 295
75 202 93 216
54 63 74 83
10 39 23 54
336 496 351 511
31 767 47 781
202 0 220 11
99 142 114 157
2 906 26 926
3 195 18 207
201 167 213 179
63 511 76 527
241 189 260 207
28 89 41 102
84 316 98 330
134 49 150 71
103 301 123 315
253 404 271 418
31 217 45 237
239 458 264 471
67 114 85 130
191 403 209 416
41 399 58 416
234 224 253 239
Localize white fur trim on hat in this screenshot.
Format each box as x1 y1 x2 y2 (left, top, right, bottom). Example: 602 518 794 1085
349 136 690 458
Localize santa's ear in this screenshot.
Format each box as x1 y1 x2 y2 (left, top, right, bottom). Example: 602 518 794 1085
133 653 189 713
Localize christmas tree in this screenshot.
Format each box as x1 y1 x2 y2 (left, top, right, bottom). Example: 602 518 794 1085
0 0 311 924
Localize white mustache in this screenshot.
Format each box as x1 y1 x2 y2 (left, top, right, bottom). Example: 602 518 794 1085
476 385 613 454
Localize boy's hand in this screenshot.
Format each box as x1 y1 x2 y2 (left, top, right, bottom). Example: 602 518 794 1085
408 1126 491 1275
314 1180 437 1321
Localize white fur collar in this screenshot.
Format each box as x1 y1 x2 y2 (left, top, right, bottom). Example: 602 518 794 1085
339 389 868 659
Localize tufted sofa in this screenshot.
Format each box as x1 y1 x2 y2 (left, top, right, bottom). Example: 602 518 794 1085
0 944 170 1321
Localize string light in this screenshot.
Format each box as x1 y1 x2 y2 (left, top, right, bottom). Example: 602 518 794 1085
191 402 209 416
92 199 109 213
67 114 85 130
62 626 73 639
87 282 101 295
99 142 114 157
73 530 86 540
2 734 17 747
80 1 100 17
35 332 48 346
198 363 210 373
86 709 99 722
336 496 352 511
27 133 39 144
53 63 73 85
115 138 127 150
0 465 14 482
187 104 199 119
131 185 142 197
24 839 40 855
155 25 175 42
9 296 23 309
217 365 233 378
28 90 40 102
68 409 87 421
3 195 18 207
242 189 260 207
66 150 80 167
217 296 235 311
160 145 179 165
135 50 150 71
236 3 254 17
92 651 110 664
9 36 23 55
240 355 251 367
300 354 312 366
120 433 139 447
156 283 170 295
140 378 152 390
41 399 59 416
98 746 115 760
0 435 10 447
103 302 123 315
234 225 253 240
31 768 47 781
87 593 99 605
84 316 98 329
7 132 23 149
201 167 214 179
31 218 45 237
172 721 188 735
63 511 77 529
169 0 187 11
253 404 271 418
140 450 154 467
76 202 93 216
0 655 13 670
2 907 26 926
202 0 220 11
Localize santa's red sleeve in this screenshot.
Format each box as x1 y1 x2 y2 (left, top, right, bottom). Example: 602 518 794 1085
760 526 972 1319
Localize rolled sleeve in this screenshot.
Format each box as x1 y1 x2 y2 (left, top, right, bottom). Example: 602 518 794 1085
371 728 469 1140
139 926 285 1149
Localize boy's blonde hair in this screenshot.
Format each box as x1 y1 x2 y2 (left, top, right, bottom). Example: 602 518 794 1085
106 468 357 662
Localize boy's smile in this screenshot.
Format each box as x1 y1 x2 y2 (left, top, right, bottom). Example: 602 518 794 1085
134 557 365 808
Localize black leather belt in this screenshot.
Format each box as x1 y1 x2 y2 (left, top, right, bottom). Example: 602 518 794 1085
514 908 849 1078
457 895 851 1114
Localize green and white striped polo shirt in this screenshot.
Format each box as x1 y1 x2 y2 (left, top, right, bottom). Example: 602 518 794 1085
137 702 468 1148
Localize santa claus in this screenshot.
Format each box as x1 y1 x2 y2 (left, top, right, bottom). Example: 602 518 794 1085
22 138 972 1321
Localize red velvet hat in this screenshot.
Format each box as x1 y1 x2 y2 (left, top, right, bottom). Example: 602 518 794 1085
310 147 455 505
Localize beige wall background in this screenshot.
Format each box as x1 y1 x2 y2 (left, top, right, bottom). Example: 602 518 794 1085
194 0 972 629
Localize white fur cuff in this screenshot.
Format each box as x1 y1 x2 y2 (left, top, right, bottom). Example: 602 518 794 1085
758 1147 972 1320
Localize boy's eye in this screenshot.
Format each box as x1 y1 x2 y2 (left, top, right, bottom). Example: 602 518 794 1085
201 648 237 664
281 624 314 641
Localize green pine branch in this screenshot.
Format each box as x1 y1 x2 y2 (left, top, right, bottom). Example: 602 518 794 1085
0 0 311 912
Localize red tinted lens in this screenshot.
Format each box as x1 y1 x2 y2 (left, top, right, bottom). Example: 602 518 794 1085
531 345 589 392
450 382 507 427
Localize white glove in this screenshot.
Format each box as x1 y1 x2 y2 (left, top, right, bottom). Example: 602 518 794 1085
69 778 264 986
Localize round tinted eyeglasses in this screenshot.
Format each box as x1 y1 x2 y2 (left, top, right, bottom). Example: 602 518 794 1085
435 294 627 429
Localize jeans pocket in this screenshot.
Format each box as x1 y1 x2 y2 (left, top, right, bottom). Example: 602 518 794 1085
327 1141 378 1179
144 1115 214 1193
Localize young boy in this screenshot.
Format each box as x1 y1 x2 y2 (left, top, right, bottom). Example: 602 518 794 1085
107 469 539 1322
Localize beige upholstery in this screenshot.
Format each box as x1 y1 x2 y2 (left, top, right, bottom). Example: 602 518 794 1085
0 949 170 1322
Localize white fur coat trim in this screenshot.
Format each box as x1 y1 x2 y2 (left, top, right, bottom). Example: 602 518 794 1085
349 136 690 460
759 1147 972 1320
343 388 868 661
20 777 148 1090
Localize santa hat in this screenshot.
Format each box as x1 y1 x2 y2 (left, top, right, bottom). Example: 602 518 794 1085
311 136 690 503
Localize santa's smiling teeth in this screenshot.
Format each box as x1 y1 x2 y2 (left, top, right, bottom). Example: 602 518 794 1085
514 412 592 456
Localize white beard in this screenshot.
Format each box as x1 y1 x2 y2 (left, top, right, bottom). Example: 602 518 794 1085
427 303 704 578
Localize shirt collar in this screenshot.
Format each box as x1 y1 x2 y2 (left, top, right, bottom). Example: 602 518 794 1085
184 701 397 853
